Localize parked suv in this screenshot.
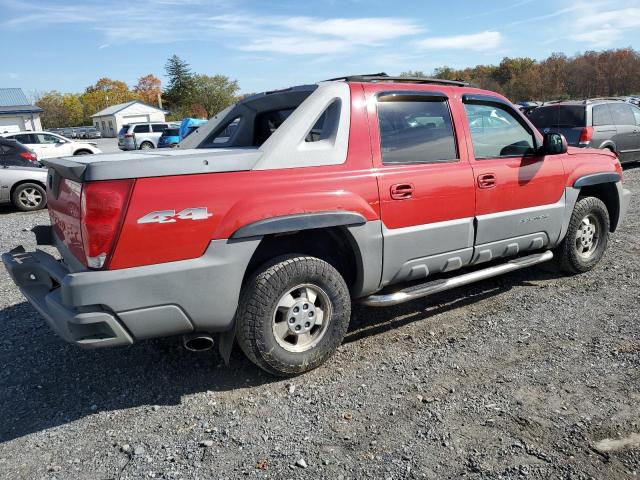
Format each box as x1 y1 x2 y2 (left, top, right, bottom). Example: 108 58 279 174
118 122 178 150
0 138 47 211
529 99 640 163
3 74 631 376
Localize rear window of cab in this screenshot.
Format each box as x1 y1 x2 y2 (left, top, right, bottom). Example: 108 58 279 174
529 105 586 128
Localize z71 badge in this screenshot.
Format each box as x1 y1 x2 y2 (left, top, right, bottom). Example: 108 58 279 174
137 207 213 224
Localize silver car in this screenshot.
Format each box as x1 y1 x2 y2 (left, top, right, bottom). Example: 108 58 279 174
0 138 48 211
118 122 178 150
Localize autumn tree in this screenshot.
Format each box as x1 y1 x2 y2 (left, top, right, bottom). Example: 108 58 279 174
80 77 139 122
35 91 84 128
134 74 162 106
405 48 640 102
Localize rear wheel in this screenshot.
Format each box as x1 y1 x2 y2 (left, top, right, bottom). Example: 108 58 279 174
12 183 47 212
74 149 91 155
555 196 609 273
235 255 351 376
139 141 154 150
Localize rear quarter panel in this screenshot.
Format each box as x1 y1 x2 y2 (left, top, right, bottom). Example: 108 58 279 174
109 85 378 269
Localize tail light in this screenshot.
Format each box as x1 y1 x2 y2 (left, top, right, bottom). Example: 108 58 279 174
578 127 593 146
125 133 134 138
19 151 37 162
80 180 134 269
614 158 624 183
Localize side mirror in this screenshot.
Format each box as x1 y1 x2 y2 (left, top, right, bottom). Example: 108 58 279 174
542 132 568 155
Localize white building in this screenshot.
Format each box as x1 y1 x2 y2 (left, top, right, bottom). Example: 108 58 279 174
91 101 167 137
0 88 43 133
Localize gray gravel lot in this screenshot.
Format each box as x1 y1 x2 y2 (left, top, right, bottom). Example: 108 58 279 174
0 166 639 479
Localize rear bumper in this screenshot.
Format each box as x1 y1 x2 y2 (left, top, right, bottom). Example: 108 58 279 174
2 233 260 348
2 248 133 347
118 138 136 150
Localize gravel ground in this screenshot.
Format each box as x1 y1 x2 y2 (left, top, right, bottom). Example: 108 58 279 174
93 138 121 154
0 166 639 479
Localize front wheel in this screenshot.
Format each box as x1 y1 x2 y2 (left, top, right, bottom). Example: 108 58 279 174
555 196 609 273
235 255 351 376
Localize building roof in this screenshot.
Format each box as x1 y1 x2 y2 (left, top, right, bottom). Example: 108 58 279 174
0 105 44 115
0 88 30 106
0 88 43 115
91 100 167 117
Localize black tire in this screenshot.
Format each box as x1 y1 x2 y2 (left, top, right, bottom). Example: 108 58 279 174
555 196 609 273
73 149 91 155
235 255 351 376
139 142 154 150
11 183 47 212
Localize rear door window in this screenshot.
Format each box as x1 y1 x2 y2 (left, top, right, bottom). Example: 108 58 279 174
152 124 167 132
11 133 37 144
376 95 458 164
133 124 151 133
592 104 614 126
609 103 636 126
529 106 586 129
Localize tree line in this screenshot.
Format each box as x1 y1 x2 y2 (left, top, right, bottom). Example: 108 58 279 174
36 55 239 129
402 48 640 102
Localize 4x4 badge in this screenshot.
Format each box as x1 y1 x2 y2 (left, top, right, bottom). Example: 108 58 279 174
138 207 213 224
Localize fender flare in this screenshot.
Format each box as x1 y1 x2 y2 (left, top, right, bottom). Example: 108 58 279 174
573 172 620 188
597 141 617 153
229 211 367 239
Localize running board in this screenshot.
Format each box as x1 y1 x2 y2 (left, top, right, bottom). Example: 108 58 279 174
360 250 554 307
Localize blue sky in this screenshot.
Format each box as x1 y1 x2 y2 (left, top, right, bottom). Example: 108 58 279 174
1 0 638 97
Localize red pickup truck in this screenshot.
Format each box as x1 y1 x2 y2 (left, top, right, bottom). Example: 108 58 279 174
3 74 631 376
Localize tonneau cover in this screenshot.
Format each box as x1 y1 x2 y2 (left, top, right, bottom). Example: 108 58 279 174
42 148 262 182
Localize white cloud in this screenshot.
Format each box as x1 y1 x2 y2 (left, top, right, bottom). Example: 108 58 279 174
1 1 425 55
239 36 352 55
98 43 110 49
278 17 424 45
569 6 640 47
417 31 503 51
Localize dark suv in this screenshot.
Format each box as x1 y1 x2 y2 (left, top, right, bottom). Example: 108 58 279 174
529 99 640 163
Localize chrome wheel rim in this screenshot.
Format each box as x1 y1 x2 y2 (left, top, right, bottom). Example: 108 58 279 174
140 143 152 149
18 188 43 208
575 214 600 259
272 284 331 353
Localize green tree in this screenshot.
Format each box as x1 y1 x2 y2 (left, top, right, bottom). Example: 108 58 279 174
399 70 428 78
35 91 84 128
192 74 239 118
164 54 195 111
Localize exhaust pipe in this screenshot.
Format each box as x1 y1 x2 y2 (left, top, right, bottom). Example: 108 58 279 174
183 333 214 352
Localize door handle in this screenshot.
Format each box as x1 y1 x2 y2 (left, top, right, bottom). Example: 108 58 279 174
390 183 414 200
477 173 496 189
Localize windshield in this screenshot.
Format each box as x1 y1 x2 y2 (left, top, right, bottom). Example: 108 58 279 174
529 105 586 128
162 128 180 137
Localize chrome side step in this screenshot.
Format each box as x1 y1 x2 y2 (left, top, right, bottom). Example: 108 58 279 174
360 250 554 307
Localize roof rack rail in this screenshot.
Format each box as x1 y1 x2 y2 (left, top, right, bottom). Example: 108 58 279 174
586 97 627 103
324 72 469 87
